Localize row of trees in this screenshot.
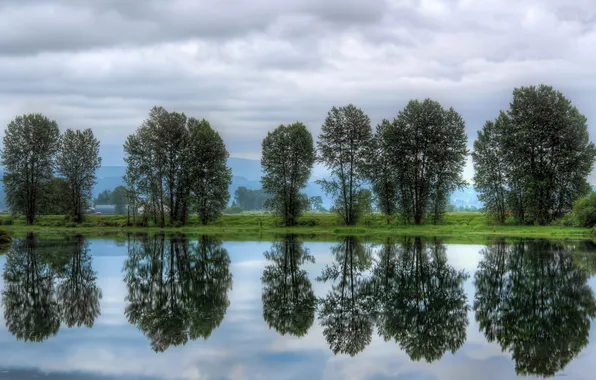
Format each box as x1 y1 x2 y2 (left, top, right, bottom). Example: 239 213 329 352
473 85 596 225
261 101 467 226
1 115 101 223
2 85 593 227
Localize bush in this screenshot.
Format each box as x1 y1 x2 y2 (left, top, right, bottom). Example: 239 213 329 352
224 205 244 214
298 218 320 227
572 192 596 228
0 229 11 245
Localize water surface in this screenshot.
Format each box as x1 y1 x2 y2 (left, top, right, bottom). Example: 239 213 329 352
1 234 595 380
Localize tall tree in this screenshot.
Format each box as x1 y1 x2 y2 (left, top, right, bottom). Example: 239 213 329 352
1 114 61 224
473 85 596 225
381 99 468 225
57 129 102 222
367 119 399 223
317 105 372 225
261 122 316 226
472 117 508 224
188 119 232 225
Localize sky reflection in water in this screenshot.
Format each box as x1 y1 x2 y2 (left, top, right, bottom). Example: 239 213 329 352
0 234 595 380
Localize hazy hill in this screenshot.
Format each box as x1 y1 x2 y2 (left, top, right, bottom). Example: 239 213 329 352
0 157 485 211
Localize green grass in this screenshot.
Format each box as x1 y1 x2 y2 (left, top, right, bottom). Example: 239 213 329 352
0 212 592 243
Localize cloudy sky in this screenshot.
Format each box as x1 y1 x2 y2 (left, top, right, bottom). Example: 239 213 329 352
1 0 596 177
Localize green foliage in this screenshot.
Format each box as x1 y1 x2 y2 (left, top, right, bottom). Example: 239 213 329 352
233 187 270 210
317 105 373 225
57 128 102 223
472 119 508 224
1 114 61 224
124 107 231 226
571 192 596 228
0 229 11 245
309 196 325 211
188 119 232 225
379 99 468 225
261 122 316 226
473 85 596 225
367 119 399 221
224 205 244 214
42 178 70 216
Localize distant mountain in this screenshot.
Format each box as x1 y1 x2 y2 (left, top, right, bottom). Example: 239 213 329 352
0 158 483 211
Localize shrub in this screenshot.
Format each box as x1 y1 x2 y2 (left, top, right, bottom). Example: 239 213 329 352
298 218 320 227
0 229 11 245
224 205 244 214
572 192 596 228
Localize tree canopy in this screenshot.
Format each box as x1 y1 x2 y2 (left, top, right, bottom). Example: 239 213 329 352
1 114 61 224
261 122 316 226
473 85 596 225
317 105 373 225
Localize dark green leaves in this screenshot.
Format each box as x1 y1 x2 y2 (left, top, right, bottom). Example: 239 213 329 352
261 122 315 226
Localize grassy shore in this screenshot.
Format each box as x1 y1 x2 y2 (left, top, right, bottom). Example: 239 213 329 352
0 212 592 243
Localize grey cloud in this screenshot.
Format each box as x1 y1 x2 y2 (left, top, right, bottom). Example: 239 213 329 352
0 0 389 56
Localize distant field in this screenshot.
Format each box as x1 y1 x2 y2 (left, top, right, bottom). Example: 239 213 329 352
0 212 592 242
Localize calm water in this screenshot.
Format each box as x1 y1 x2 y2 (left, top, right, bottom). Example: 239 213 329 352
1 234 596 380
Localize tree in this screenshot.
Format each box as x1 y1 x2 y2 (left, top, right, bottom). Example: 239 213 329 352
472 118 508 224
373 237 469 362
110 186 128 214
95 190 112 205
261 123 316 226
317 237 375 356
309 196 324 211
57 129 102 222
261 235 316 336
42 178 70 215
474 239 596 376
317 105 372 225
188 119 232 225
233 187 270 210
1 114 61 224
367 119 399 223
124 107 232 226
473 85 596 225
380 99 468 225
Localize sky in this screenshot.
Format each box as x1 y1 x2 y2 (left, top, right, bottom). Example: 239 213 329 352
1 0 596 179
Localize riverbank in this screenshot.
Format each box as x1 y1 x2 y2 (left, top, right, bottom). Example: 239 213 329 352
0 212 591 243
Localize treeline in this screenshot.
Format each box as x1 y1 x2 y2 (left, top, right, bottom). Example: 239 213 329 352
2 84 594 226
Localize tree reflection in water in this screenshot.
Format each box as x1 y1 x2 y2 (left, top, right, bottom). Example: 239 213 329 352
474 239 596 377
372 237 469 362
317 236 375 356
261 234 316 337
2 233 101 342
124 233 233 352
